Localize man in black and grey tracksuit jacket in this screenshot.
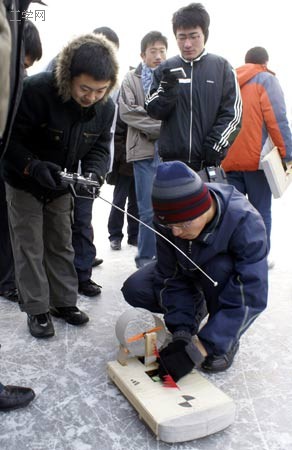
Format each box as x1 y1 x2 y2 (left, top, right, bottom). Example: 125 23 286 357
145 3 242 171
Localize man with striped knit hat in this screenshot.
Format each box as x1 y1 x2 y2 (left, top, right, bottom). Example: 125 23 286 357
122 160 268 381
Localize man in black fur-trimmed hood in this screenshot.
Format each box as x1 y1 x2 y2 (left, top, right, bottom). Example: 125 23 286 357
2 33 119 339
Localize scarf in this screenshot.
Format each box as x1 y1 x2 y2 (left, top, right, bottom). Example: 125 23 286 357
141 63 154 95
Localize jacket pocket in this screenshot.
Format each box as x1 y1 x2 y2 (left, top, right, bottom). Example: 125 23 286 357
46 127 64 143
82 132 99 145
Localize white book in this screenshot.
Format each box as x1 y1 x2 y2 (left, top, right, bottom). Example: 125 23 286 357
261 147 292 198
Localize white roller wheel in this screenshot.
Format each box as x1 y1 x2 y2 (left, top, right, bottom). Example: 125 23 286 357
115 308 167 357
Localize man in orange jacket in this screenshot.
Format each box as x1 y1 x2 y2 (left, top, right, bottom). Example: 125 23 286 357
222 47 292 262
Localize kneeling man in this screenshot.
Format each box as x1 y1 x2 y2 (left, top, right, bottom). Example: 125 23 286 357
122 161 268 381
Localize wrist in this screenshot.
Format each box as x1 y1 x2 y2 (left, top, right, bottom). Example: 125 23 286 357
173 330 192 343
192 336 208 357
184 341 205 367
172 331 205 367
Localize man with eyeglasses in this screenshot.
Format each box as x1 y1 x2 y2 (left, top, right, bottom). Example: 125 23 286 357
145 3 242 173
122 161 268 382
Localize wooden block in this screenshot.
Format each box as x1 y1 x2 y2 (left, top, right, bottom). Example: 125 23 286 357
261 147 292 198
107 358 235 443
117 345 130 366
144 332 157 366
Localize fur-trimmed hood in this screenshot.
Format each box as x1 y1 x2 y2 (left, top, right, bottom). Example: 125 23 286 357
55 33 119 103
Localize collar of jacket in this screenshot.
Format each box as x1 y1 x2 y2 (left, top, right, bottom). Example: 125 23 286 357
134 62 143 77
66 97 97 122
134 61 158 77
236 63 276 88
195 188 222 244
180 48 208 65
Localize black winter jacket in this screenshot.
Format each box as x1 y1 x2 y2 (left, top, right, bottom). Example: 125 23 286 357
113 110 134 177
3 72 114 200
3 32 118 201
146 51 242 170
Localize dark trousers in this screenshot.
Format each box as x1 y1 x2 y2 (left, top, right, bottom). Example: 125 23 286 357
72 197 96 283
0 178 15 292
122 255 267 356
226 170 271 251
107 174 138 242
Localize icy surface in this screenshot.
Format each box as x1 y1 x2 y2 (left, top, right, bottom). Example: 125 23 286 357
1 183 292 450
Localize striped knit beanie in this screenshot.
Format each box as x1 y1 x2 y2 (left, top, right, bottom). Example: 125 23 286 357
152 161 212 224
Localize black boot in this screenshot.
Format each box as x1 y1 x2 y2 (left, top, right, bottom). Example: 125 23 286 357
201 342 239 373
78 279 101 297
27 312 55 338
50 306 89 325
92 257 103 267
0 385 35 411
0 288 19 302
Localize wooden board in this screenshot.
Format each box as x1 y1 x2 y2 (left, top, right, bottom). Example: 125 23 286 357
261 147 292 198
107 358 235 443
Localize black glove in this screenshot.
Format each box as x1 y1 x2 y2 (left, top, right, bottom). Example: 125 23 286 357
158 332 204 382
204 146 227 167
28 160 62 190
160 68 179 90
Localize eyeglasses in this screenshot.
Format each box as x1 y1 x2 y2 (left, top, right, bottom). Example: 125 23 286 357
159 220 194 230
176 33 203 43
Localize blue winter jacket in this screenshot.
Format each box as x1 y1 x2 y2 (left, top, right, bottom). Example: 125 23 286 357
153 183 268 355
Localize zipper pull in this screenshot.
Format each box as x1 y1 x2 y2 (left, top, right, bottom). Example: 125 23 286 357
188 241 192 255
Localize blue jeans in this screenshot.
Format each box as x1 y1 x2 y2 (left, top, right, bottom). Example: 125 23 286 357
72 197 95 283
133 154 159 267
226 170 271 251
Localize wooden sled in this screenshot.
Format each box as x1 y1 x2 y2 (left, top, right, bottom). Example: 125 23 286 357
107 309 235 443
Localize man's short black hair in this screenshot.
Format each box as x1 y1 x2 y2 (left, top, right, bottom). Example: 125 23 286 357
140 31 168 54
92 26 119 48
245 47 269 65
70 42 117 83
23 19 42 61
172 3 210 43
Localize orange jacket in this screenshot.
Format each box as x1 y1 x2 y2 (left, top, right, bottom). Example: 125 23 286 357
222 64 292 171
